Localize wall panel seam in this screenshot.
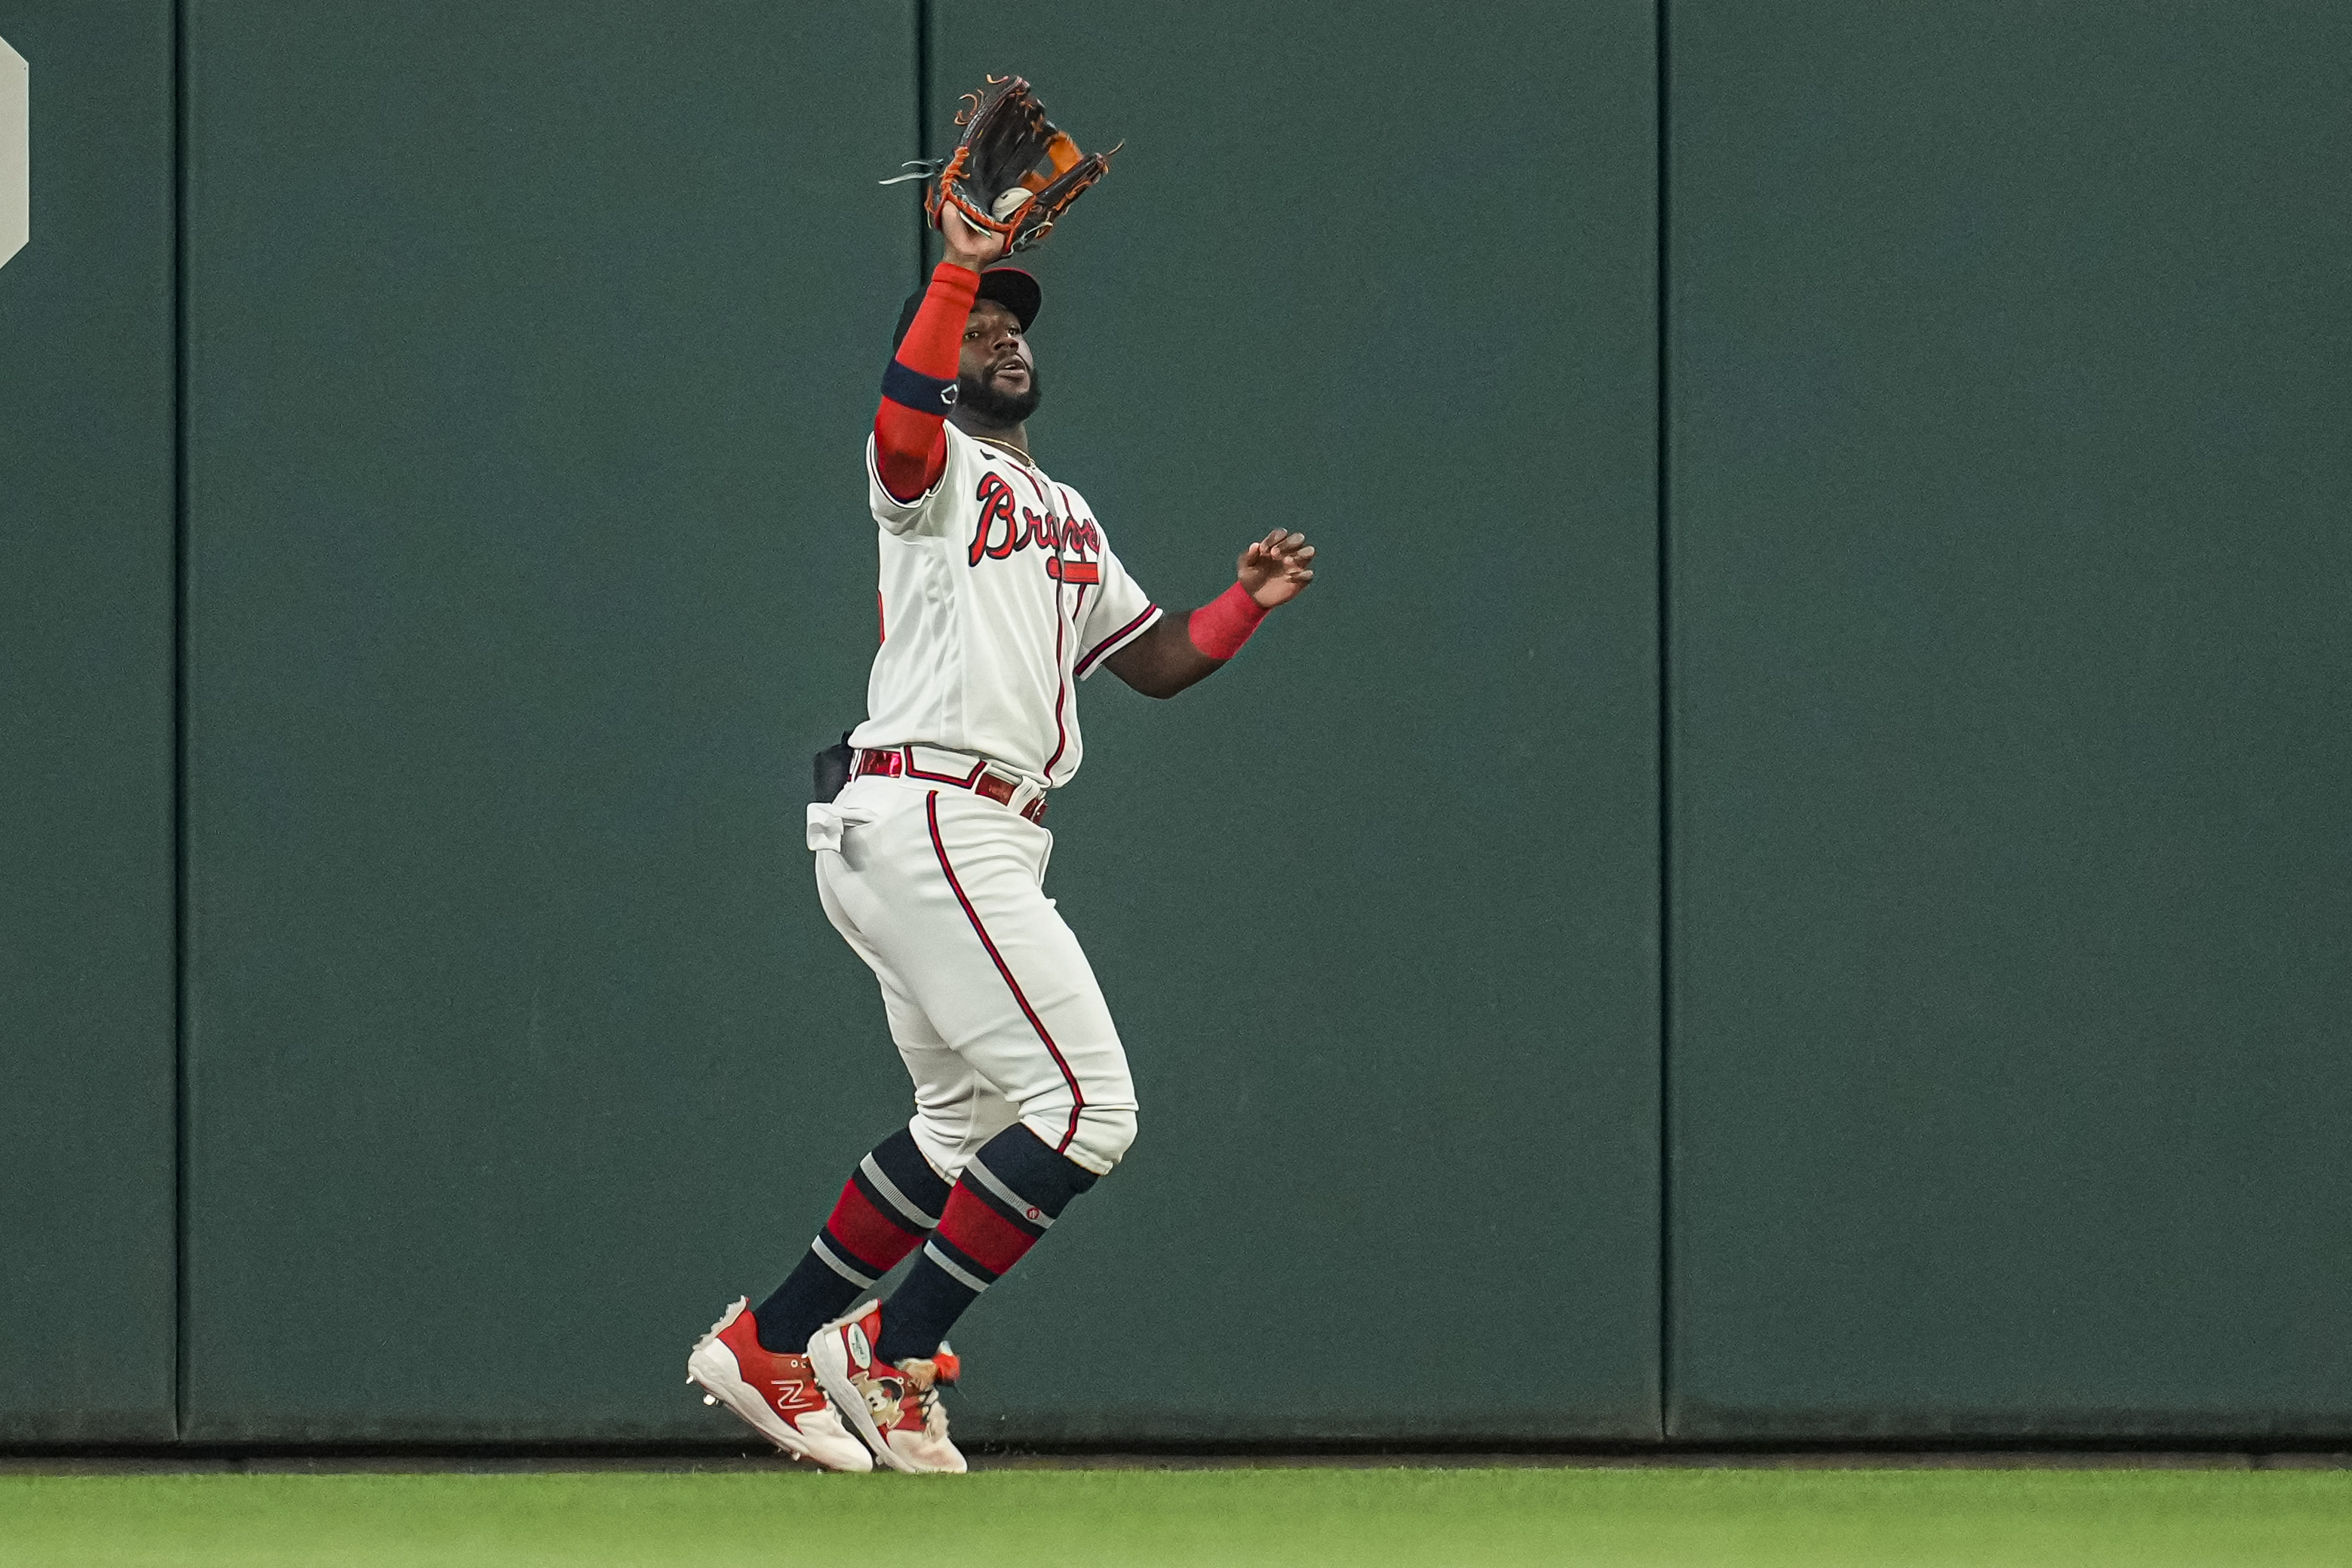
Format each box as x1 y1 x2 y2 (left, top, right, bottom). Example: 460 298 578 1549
911 0 932 290
170 0 189 1445
1653 0 1675 1441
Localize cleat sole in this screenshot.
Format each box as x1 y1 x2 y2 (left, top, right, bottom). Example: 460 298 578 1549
686 1336 873 1474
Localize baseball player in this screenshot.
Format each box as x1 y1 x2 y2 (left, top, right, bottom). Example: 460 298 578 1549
686 200 1315 1471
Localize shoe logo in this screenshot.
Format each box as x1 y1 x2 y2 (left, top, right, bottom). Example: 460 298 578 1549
852 1373 905 1428
846 1324 871 1370
773 1379 804 1412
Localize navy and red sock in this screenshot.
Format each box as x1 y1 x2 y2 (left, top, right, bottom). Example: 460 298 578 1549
874 1125 1098 1365
753 1127 950 1353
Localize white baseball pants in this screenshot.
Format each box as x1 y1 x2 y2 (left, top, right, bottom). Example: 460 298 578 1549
809 772 1138 1179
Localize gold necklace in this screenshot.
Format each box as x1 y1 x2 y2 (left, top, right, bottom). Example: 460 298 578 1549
976 434 1036 467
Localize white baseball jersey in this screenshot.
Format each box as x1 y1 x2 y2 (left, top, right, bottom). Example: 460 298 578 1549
851 421 1162 789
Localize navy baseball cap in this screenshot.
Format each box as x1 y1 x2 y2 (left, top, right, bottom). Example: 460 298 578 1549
892 265 1040 348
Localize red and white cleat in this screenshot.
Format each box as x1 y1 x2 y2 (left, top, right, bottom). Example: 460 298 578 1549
686 1297 873 1471
806 1302 969 1474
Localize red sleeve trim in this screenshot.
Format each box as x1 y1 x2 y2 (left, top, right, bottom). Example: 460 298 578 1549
1076 605 1163 677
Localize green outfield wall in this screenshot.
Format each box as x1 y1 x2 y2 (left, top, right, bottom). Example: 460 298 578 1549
177 1 918 1441
0 0 2345 1445
1663 0 2352 1441
920 0 1663 1442
0 0 177 1443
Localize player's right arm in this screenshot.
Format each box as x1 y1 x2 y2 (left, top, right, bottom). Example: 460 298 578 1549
1102 529 1319 698
872 208 1004 502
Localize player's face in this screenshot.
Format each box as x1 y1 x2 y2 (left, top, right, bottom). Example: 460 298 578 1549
961 301 1034 400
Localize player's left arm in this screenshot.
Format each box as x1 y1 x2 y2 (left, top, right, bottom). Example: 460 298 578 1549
1103 529 1316 699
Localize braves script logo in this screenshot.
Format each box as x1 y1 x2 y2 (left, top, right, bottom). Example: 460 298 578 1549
970 473 1101 583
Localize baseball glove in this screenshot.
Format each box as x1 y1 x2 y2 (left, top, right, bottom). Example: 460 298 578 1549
925 76 1119 254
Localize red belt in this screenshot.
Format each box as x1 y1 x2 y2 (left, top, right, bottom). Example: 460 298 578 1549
854 746 1049 824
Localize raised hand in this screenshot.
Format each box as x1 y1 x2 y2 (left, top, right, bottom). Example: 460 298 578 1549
1237 529 1317 609
939 201 1007 271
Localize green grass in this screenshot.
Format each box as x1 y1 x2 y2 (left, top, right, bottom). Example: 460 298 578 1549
2 1468 2348 1567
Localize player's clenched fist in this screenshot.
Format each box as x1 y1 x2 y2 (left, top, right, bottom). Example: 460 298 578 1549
1239 529 1316 609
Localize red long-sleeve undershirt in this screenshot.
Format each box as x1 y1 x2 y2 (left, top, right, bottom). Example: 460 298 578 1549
874 262 978 502
875 265 1275 671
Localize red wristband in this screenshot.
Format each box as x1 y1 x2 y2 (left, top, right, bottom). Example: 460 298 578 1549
1187 581 1270 661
